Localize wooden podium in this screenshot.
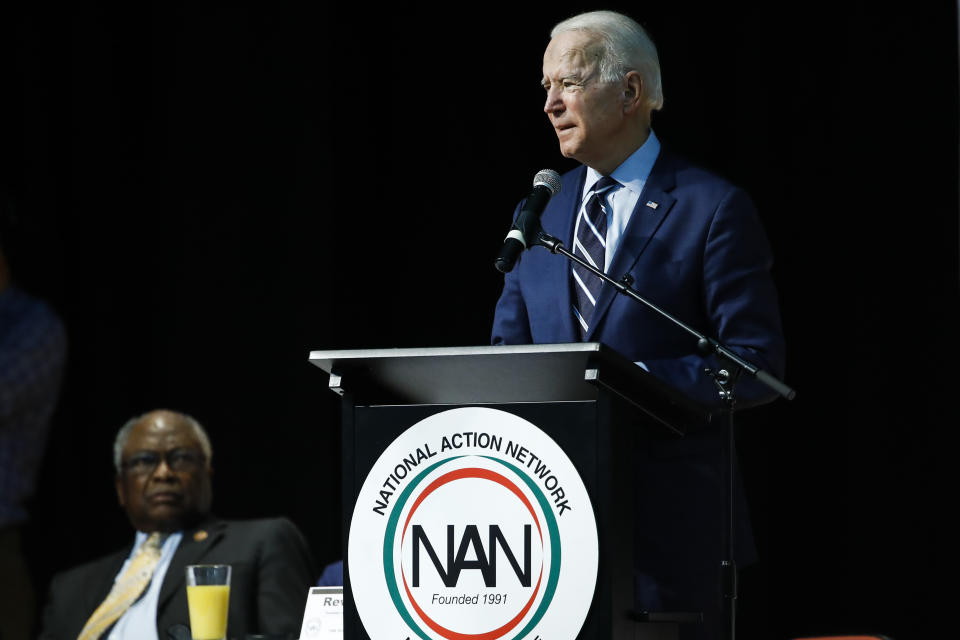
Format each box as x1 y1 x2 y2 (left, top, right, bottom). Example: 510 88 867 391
309 343 710 640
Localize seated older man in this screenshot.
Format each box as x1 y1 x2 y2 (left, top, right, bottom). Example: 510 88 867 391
39 409 316 640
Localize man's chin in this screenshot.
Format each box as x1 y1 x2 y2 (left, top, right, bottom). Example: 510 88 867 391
557 142 582 162
135 506 198 533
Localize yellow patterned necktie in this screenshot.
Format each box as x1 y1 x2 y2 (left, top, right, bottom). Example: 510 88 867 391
77 532 165 640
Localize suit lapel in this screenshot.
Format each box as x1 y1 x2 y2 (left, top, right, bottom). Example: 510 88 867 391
157 520 226 612
86 545 134 614
548 167 586 342
585 154 678 341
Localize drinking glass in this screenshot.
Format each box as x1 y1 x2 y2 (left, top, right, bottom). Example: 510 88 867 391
185 564 231 640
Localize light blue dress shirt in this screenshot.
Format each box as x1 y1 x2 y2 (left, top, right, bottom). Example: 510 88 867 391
580 130 660 371
581 129 661 270
107 531 183 640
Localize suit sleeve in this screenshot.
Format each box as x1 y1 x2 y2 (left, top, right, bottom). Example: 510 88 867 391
37 561 107 640
491 203 533 345
255 518 318 635
642 187 786 409
37 573 67 640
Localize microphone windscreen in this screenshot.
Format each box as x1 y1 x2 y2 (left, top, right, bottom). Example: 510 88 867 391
533 169 562 195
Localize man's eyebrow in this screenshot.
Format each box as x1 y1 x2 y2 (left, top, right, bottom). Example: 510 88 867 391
128 445 193 454
542 73 585 87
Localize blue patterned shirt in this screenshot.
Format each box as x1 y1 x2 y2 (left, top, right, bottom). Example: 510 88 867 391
0 285 67 527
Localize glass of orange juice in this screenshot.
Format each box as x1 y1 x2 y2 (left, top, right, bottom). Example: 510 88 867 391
185 564 231 640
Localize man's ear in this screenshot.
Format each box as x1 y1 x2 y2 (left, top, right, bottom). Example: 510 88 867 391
622 71 645 114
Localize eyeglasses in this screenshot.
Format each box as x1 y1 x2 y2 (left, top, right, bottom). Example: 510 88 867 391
121 448 206 476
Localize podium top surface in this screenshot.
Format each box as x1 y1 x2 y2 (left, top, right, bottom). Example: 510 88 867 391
308 343 709 432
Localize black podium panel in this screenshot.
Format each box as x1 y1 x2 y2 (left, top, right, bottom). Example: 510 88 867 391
310 344 709 640
312 343 707 435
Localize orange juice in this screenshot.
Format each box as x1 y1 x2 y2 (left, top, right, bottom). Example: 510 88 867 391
186 584 230 640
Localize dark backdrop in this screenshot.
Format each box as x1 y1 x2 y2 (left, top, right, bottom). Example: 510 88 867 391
2 3 957 639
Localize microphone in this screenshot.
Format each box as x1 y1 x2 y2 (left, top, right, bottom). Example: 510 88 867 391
494 169 562 273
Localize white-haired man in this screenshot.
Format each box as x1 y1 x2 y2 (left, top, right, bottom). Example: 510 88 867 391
39 409 317 640
492 10 786 640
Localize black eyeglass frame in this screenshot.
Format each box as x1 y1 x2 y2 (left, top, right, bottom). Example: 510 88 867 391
120 448 207 475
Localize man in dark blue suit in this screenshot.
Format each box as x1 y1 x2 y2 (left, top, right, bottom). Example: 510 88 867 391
491 10 786 640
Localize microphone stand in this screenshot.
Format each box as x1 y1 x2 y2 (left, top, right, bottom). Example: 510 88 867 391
533 229 795 640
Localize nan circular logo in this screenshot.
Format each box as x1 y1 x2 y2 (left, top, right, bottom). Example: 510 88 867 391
349 407 599 640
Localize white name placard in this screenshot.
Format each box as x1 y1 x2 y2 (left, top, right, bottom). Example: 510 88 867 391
299 586 343 640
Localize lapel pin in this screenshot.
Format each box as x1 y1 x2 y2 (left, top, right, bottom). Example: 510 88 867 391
645 201 659 210
193 530 208 542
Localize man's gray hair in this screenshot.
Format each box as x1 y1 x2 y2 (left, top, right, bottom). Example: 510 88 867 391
113 410 213 472
551 10 664 111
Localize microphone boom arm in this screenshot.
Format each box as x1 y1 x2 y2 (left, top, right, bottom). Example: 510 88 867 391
532 222 793 640
535 229 795 401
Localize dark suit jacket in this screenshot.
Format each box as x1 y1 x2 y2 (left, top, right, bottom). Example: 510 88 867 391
493 149 785 408
39 517 317 640
491 148 786 613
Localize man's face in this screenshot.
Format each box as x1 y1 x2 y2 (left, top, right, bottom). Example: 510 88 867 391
542 31 627 171
115 411 212 533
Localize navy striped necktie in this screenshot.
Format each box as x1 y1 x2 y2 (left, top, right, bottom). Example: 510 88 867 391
572 176 619 338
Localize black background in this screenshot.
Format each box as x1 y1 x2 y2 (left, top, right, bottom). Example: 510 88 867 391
2 3 957 639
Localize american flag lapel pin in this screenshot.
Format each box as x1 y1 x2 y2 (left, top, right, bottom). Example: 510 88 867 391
645 200 659 210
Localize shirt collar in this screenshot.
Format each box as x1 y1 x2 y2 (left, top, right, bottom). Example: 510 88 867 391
134 530 180 552
583 129 661 200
